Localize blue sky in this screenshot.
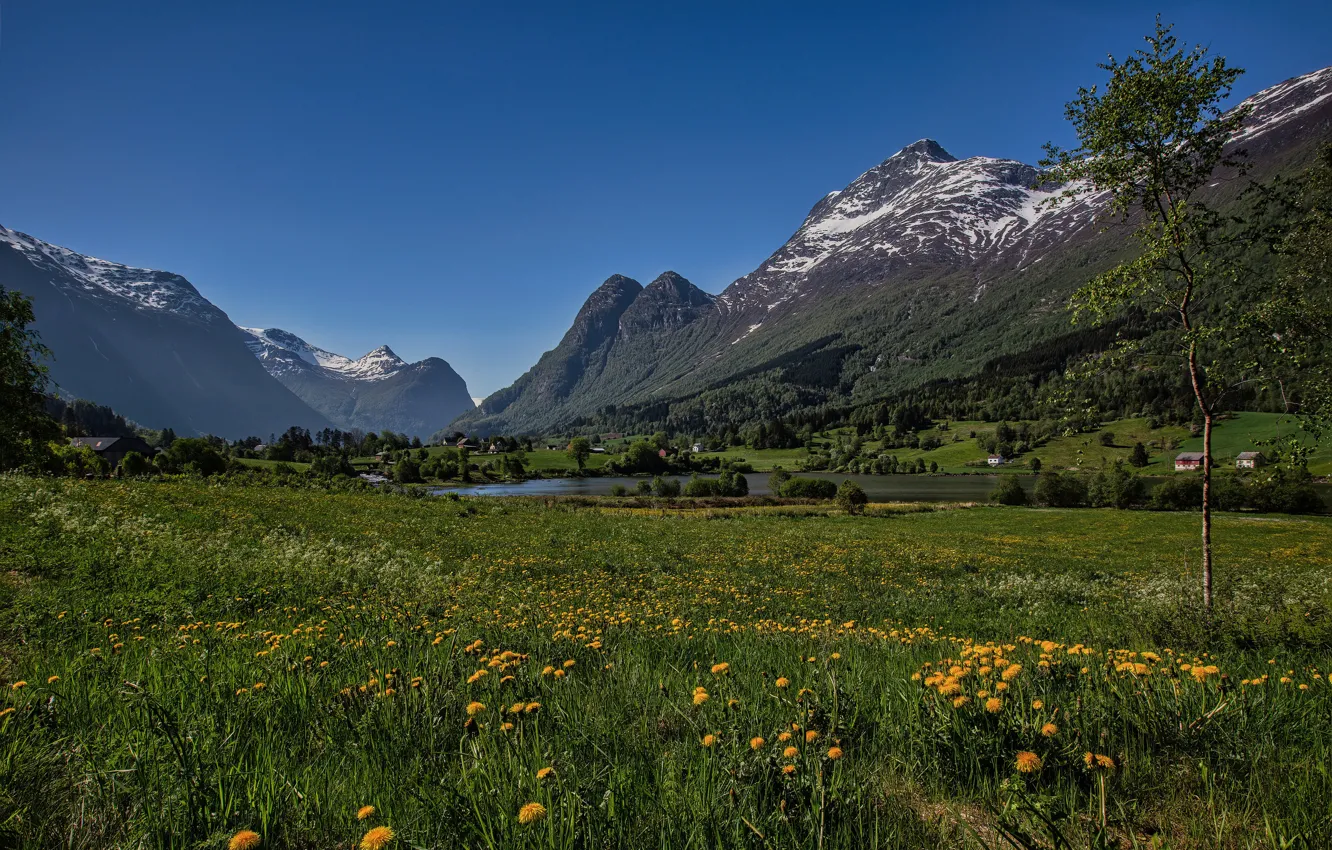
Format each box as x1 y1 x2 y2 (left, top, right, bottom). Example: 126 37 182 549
2 1 1329 396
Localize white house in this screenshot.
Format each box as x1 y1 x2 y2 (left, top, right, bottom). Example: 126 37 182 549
692 443 704 453
1236 451 1263 469
987 455 1006 467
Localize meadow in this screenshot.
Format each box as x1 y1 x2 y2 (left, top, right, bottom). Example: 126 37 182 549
2 477 1331 849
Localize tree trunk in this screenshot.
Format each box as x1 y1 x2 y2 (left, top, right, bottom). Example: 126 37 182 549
1201 411 1214 611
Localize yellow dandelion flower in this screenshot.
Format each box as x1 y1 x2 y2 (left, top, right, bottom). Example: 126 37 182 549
252 682 266 691
775 677 790 688
525 701 541 713
701 734 717 747
467 670 488 684
805 730 819 743
47 675 60 684
952 695 971 708
501 721 515 731
711 662 730 675
1031 699 1044 710
1001 664 1023 682
985 697 1003 713
778 731 792 742
359 826 394 850
750 736 766 750
11 681 27 691
541 665 555 676
319 660 329 668
466 701 486 717
229 829 262 850
537 766 555 780
518 802 547 825
1015 751 1042 774
783 745 799 758
563 659 576 669
693 691 709 706
1040 722 1058 737
782 764 796 776
0 707 14 719
826 746 843 760
357 805 375 821
553 669 566 679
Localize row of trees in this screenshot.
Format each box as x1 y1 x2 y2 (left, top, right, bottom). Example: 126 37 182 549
991 463 1322 514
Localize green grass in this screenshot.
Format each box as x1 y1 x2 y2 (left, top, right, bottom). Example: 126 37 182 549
721 415 1332 476
236 457 311 472
4 478 1331 848
1176 412 1332 476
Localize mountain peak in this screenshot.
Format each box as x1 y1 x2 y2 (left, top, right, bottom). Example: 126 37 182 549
621 271 715 335
891 139 956 163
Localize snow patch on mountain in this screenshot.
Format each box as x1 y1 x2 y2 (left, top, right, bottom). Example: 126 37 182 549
0 224 218 320
239 327 406 382
716 139 1104 314
1232 66 1332 144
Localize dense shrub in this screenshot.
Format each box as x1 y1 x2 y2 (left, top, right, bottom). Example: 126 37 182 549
989 476 1029 506
394 456 423 484
1034 471 1088 507
653 476 681 498
613 441 668 475
311 454 355 478
118 450 153 478
1088 462 1144 508
717 467 749 497
609 483 627 497
836 480 869 514
1148 476 1202 510
780 477 838 499
155 438 227 476
683 475 720 497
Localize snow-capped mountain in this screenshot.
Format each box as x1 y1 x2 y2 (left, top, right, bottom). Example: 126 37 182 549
1232 65 1332 145
0 225 332 437
716 139 1104 318
241 327 408 382
1 225 221 320
457 65 1332 435
0 221 475 439
239 327 475 438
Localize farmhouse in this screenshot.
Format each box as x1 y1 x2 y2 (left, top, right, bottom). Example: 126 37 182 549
692 443 704 453
1175 452 1205 471
1236 451 1263 469
987 455 1006 467
68 436 155 469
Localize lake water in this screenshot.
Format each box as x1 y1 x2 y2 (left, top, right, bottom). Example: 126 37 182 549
434 472 1332 507
440 473 1048 502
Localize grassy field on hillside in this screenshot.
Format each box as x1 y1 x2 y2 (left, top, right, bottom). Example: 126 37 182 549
706 415 1331 476
2 478 1330 848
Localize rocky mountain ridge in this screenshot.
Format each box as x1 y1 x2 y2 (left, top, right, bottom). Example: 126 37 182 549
454 65 1332 435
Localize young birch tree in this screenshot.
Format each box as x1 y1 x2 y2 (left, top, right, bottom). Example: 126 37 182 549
1041 21 1251 610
